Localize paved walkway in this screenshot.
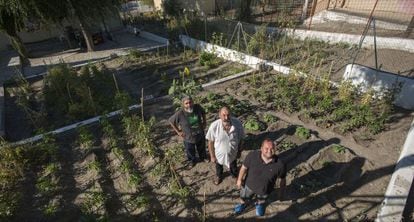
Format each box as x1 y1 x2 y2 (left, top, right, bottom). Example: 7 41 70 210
0 29 165 84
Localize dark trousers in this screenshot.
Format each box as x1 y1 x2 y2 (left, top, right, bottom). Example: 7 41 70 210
216 159 238 178
184 136 206 163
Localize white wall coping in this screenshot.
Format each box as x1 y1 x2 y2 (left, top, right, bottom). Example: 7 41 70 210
376 119 414 222
7 56 21 67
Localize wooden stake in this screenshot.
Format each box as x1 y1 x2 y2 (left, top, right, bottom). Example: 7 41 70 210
112 73 119 93
141 88 144 120
203 183 206 222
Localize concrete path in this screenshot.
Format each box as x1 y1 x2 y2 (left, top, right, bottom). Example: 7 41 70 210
0 29 165 84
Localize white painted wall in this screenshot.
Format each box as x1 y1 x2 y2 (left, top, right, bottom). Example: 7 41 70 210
343 64 414 110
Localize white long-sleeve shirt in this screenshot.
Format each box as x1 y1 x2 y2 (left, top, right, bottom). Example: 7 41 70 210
206 117 245 168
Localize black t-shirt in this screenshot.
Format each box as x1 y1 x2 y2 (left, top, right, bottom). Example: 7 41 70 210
243 150 286 195
169 104 205 143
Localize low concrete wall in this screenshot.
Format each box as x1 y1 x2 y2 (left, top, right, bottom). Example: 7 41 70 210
280 28 414 53
376 119 414 222
180 35 267 70
140 31 169 45
343 64 414 110
267 23 413 53
126 26 170 45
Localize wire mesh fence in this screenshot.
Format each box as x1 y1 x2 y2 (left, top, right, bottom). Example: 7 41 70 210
308 0 414 38
198 17 413 81
213 0 414 38
192 0 414 78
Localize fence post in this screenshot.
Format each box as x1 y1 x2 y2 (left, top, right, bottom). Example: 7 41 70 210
405 16 414 38
308 0 318 30
302 0 310 22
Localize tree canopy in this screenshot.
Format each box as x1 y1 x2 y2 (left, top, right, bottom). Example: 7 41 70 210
0 0 122 61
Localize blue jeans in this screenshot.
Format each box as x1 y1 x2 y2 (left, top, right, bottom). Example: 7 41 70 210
184 135 206 163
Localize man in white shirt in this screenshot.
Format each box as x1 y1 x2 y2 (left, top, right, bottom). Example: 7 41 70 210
206 107 245 185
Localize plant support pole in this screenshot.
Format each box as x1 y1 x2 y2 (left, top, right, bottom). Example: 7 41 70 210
141 88 144 120
373 18 378 70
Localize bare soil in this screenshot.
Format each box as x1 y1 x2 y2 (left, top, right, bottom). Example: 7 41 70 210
7 70 413 221
3 34 413 221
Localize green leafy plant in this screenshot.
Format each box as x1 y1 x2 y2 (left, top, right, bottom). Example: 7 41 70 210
322 161 332 168
122 115 156 157
128 49 142 60
43 201 59 216
78 126 94 151
127 195 150 210
81 190 107 217
168 67 202 108
278 141 297 152
263 113 278 124
128 172 142 187
87 160 102 173
295 126 311 140
199 51 219 68
244 117 263 131
332 144 346 154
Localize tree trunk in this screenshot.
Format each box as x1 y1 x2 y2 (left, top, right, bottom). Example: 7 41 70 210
8 33 29 65
1 11 30 64
78 18 95 52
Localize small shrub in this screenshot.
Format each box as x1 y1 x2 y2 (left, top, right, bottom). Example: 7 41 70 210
295 126 311 140
199 51 219 68
128 49 142 60
278 141 296 152
244 117 264 131
263 113 278 124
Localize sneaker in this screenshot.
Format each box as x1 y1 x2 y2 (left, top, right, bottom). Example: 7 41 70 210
255 203 265 216
234 203 245 214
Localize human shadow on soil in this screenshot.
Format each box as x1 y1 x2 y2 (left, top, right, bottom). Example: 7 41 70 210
279 137 341 172
243 126 294 151
267 158 412 221
284 157 365 201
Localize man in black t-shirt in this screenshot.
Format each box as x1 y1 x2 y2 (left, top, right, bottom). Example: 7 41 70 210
234 138 286 216
169 95 207 168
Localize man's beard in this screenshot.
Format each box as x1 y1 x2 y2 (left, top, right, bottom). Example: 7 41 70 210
184 108 193 113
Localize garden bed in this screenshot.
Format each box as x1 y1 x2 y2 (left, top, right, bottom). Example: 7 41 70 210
1 37 413 220
4 49 249 141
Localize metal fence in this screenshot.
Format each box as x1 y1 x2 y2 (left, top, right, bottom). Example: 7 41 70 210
216 0 414 38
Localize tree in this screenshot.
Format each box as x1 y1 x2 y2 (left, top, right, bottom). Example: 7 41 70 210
0 0 72 62
67 0 122 51
236 0 252 22
0 0 121 62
